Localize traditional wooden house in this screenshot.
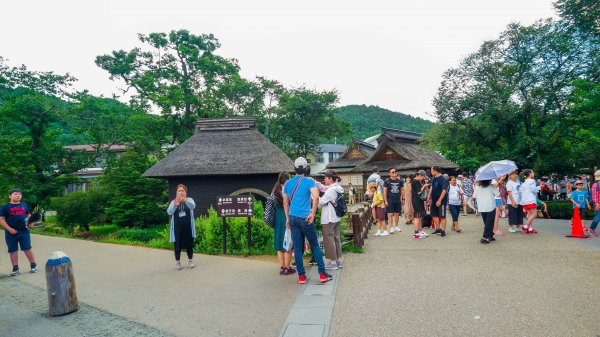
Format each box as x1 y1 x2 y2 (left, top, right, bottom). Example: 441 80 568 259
143 118 294 214
325 138 376 187
326 127 458 189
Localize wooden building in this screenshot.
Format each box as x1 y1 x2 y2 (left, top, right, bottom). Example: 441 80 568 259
143 118 294 214
326 127 458 190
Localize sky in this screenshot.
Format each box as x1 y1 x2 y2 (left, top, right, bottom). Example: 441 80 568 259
0 0 557 120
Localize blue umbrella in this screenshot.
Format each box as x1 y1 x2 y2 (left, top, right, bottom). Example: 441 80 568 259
475 160 518 181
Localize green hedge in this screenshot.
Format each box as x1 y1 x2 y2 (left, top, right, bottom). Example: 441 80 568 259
545 201 595 219
117 227 163 243
89 224 119 235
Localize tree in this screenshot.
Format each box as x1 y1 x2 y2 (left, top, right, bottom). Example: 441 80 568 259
426 19 600 174
95 30 252 144
269 87 350 158
0 59 86 209
555 0 600 36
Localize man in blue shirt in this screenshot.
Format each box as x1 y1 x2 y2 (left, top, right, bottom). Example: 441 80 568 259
283 157 332 285
430 166 449 237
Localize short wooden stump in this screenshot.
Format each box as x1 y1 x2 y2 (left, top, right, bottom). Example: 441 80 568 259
45 251 78 316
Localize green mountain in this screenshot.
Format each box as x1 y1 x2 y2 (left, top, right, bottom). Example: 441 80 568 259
336 104 434 140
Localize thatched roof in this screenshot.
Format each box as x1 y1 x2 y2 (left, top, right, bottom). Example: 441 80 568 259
325 138 376 171
326 127 458 175
143 118 294 178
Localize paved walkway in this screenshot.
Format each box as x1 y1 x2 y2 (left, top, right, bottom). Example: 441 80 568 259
0 233 299 337
329 216 600 337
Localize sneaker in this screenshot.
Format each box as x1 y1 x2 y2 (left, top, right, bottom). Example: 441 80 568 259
394 227 401 233
440 230 446 237
319 272 333 283
528 228 538 234
10 266 19 276
508 227 517 233
389 227 395 233
374 230 381 237
280 267 285 275
336 260 343 269
516 226 523 232
175 261 182 270
431 229 442 235
522 226 529 233
30 263 38 273
298 274 307 284
326 262 339 270
419 231 428 237
188 260 195 268
381 231 390 236
589 228 598 236
287 267 297 275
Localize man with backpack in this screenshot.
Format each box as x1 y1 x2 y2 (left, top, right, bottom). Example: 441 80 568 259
318 170 345 270
283 157 333 284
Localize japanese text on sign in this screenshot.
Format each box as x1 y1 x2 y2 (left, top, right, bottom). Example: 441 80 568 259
216 195 254 217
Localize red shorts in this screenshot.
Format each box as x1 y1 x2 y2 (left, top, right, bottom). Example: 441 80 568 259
523 203 537 211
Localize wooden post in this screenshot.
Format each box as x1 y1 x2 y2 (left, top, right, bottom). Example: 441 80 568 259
352 213 362 248
45 251 78 316
222 217 227 254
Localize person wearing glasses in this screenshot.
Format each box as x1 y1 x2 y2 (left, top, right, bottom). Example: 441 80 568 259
383 167 404 234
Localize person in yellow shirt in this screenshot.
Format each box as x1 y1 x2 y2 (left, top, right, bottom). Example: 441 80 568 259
370 182 388 236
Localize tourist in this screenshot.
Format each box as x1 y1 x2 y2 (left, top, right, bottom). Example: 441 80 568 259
347 182 356 205
430 166 449 237
371 181 388 236
167 184 196 270
570 180 592 228
520 169 541 234
462 175 477 216
403 175 414 225
283 157 332 284
383 167 404 234
506 171 523 233
492 175 507 236
448 176 464 232
272 172 295 275
367 166 381 223
588 170 600 236
0 189 38 276
412 170 429 239
319 170 344 270
473 180 496 244
560 176 568 200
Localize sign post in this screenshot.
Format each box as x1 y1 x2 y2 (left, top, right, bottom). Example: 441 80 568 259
216 195 254 254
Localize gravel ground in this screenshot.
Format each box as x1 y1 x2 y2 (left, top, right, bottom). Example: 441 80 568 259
330 216 600 337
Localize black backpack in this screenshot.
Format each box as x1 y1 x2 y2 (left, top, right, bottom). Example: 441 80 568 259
331 191 348 217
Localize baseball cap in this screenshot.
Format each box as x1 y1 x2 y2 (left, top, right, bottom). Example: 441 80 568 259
575 180 584 185
294 157 308 169
417 169 429 179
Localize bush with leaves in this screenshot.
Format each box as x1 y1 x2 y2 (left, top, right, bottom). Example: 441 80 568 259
51 190 108 230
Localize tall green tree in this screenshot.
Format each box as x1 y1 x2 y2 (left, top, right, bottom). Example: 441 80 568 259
555 0 600 36
95 29 258 144
425 19 600 174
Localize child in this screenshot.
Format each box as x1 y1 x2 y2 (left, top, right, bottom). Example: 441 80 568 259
570 180 592 229
0 189 38 276
370 183 389 236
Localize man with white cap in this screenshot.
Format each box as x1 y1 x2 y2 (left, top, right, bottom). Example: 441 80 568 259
283 157 332 284
588 170 600 236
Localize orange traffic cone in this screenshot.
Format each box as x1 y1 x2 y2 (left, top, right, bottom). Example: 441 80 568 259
566 206 590 238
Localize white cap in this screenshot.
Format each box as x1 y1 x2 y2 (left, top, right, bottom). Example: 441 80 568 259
294 157 308 169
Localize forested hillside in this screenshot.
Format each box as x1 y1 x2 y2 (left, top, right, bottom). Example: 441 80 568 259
336 105 434 140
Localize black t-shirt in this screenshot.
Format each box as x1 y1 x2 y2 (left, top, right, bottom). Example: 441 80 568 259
384 178 404 203
411 179 422 202
431 176 449 204
0 202 30 231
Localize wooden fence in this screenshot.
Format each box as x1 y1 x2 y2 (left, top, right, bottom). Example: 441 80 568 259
348 204 372 249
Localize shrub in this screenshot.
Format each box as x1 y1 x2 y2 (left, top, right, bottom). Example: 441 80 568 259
117 227 162 243
51 190 108 230
545 201 595 219
89 224 119 235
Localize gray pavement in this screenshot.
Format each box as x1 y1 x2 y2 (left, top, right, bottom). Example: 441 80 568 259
0 233 299 337
330 215 600 337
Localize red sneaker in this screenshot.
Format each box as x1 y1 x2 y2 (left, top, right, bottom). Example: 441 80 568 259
298 274 306 284
528 227 537 234
319 272 333 284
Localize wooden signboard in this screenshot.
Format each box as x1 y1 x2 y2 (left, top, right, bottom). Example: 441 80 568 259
216 195 254 254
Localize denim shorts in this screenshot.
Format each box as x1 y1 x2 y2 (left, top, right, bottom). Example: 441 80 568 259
5 230 32 253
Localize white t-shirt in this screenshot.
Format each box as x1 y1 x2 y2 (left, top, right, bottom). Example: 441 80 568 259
520 178 540 206
448 185 463 206
491 179 501 200
505 179 522 205
473 185 496 212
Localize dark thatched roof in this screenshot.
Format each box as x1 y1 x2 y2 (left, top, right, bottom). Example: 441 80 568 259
143 118 294 178
325 138 376 170
326 127 458 174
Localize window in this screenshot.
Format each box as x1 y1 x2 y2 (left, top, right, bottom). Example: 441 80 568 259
317 152 324 163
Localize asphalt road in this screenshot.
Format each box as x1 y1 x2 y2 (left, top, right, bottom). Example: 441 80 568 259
330 215 600 337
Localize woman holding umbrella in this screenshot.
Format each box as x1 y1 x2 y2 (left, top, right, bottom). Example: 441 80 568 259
520 169 541 234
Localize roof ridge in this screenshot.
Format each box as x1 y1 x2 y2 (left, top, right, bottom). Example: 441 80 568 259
195 118 256 132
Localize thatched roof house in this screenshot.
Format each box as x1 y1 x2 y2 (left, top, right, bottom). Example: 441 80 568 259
326 127 458 189
143 118 294 213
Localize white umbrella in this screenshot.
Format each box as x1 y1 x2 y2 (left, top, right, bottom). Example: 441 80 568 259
475 160 518 181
